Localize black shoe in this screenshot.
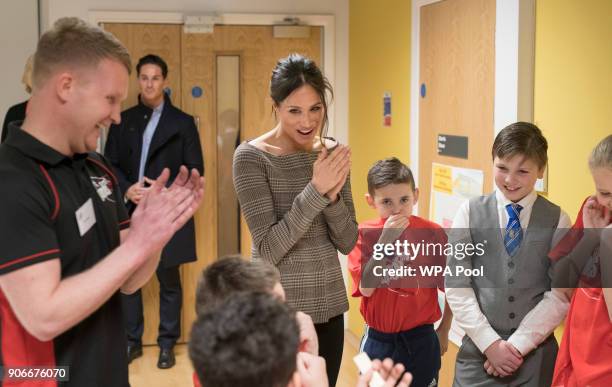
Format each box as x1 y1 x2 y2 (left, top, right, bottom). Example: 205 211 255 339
127 343 143 364
157 347 175 369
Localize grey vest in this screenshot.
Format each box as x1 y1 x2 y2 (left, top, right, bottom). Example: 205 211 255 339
449 193 560 335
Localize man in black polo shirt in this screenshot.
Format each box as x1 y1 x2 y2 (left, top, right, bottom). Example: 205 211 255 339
0 17 203 387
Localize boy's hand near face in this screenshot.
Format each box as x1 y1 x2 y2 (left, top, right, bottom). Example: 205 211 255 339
583 195 611 229
379 214 410 244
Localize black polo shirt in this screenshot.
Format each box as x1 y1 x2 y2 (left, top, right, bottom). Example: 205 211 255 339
0 123 130 386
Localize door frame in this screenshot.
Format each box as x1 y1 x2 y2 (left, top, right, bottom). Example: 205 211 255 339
409 0 536 202
409 0 536 346
89 11 340 140
91 11 349 330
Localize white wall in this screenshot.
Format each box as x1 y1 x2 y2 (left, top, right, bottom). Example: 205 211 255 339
0 0 38 137
39 0 350 144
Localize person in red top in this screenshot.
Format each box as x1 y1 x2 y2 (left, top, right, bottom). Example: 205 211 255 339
550 135 612 387
349 158 452 387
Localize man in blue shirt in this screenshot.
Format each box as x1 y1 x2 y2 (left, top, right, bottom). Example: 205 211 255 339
105 54 204 369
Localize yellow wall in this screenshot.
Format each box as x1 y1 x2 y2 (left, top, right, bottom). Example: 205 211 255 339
347 0 611 375
534 0 612 221
348 0 412 337
534 0 612 346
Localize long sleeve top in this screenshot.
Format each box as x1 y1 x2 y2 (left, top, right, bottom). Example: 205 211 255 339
233 141 358 323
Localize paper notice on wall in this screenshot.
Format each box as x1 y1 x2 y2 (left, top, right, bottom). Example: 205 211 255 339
429 163 484 228
430 163 484 346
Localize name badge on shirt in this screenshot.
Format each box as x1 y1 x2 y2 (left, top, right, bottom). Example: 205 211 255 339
76 198 96 236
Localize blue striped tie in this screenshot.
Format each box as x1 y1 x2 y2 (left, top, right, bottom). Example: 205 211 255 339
504 203 523 256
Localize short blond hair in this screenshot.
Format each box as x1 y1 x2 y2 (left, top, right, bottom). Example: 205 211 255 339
33 17 131 90
589 135 612 170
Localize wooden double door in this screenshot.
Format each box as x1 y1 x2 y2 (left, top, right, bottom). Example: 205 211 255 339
103 22 322 344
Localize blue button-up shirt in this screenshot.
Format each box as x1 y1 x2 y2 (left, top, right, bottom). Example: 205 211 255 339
138 101 164 181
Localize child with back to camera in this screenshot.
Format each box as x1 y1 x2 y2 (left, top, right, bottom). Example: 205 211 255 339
189 291 413 387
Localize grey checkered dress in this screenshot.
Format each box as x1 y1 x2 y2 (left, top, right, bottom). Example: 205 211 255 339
233 142 358 323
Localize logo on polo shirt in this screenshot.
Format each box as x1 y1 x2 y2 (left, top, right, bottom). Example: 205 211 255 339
91 176 115 203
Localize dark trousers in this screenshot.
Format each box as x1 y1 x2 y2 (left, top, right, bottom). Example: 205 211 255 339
122 265 182 349
361 324 441 387
314 314 344 387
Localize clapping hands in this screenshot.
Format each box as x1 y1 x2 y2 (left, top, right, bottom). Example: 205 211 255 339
127 166 204 258
312 145 351 202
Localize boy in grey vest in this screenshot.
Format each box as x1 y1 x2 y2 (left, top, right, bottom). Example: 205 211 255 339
445 122 571 386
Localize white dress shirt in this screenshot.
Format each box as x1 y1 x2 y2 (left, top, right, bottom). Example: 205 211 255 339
138 100 164 181
446 189 572 355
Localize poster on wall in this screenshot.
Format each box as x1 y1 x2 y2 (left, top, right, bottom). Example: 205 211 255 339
430 162 484 345
429 162 484 228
